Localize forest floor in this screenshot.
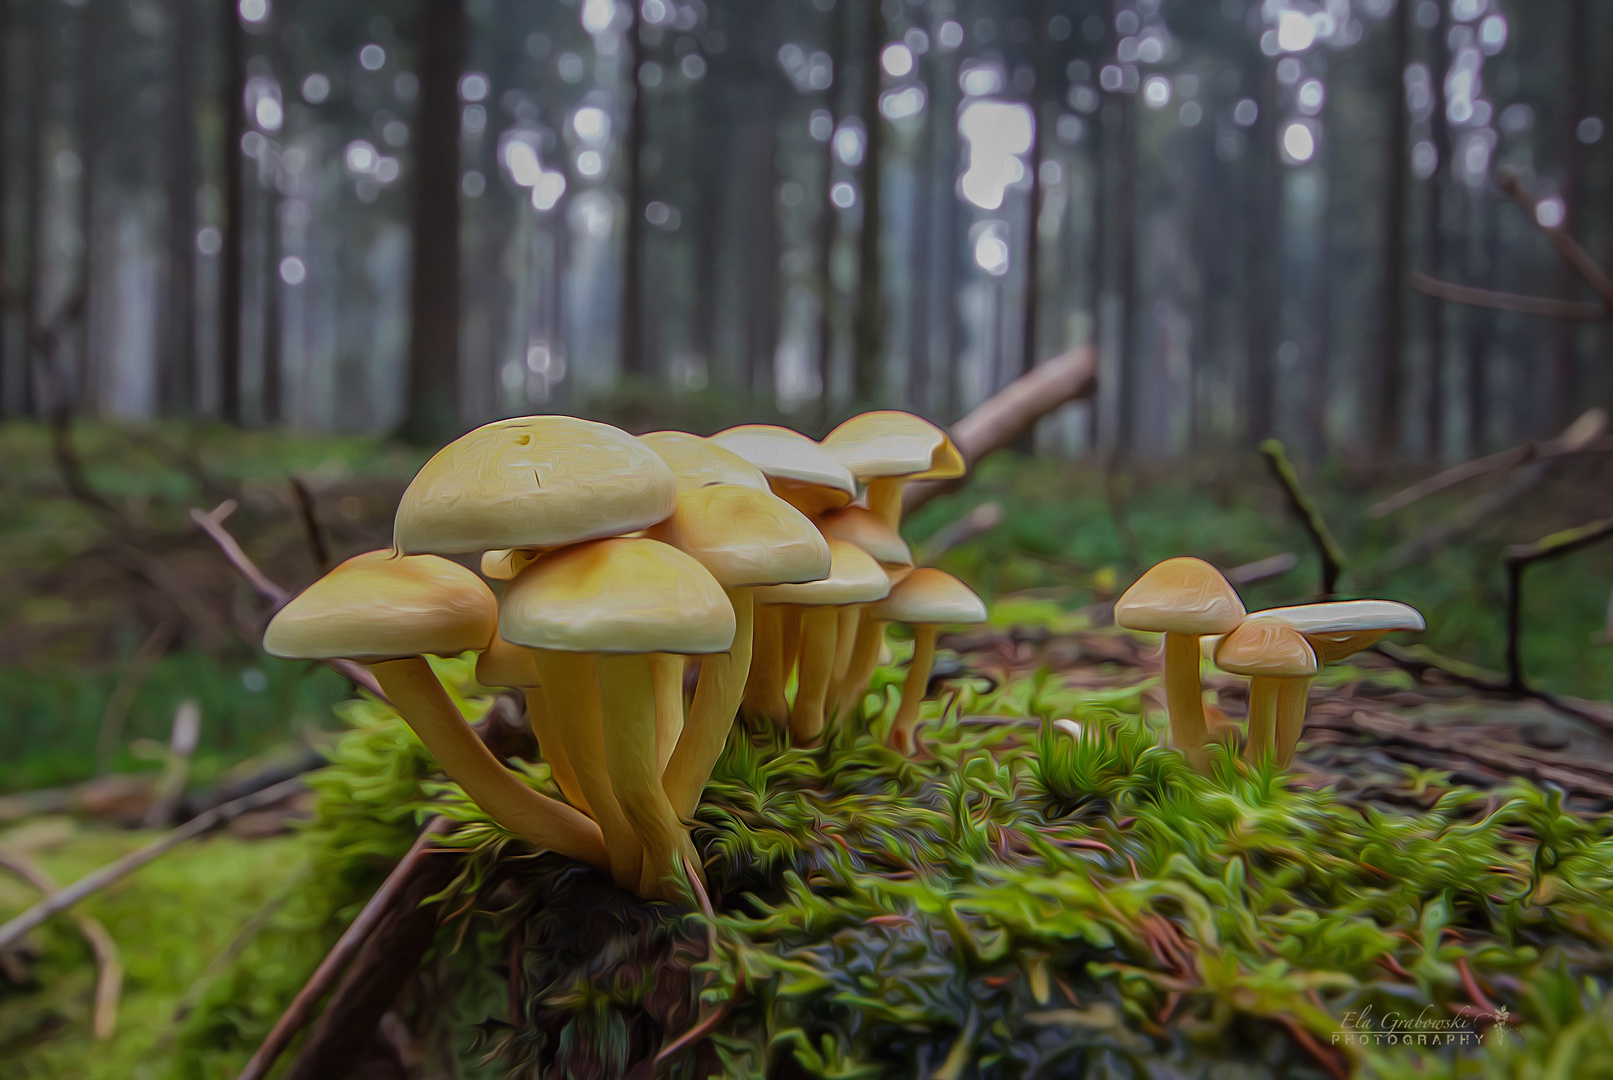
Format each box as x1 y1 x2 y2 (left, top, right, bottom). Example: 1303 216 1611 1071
1 418 1612 1077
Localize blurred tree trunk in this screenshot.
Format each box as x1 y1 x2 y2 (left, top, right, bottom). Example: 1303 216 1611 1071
1374 0 1411 458
161 0 198 416
907 73 931 414
399 0 465 444
851 0 885 404
620 4 646 381
1242 59 1280 445
1549 0 1587 432
219 0 245 424
0 0 10 414
69 0 100 414
1113 94 1137 452
21 9 50 417
1463 186 1496 454
814 0 847 423
936 39 961 421
745 76 782 408
262 193 281 423
1421 0 1449 460
1018 0 1048 391
1088 97 1109 445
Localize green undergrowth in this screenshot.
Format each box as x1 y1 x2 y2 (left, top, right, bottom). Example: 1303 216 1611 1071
145 656 1613 1078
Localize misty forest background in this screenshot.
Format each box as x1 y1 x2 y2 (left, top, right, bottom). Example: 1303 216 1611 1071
1 0 1610 459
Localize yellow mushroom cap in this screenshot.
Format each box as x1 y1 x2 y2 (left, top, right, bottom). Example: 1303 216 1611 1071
818 506 913 567
754 538 889 605
1113 557 1246 636
645 484 831 588
499 537 734 655
821 410 967 481
394 416 677 555
480 548 541 581
1213 621 1317 679
709 425 856 497
1244 599 1425 662
869 567 987 624
475 634 543 688
264 550 496 661
637 431 769 493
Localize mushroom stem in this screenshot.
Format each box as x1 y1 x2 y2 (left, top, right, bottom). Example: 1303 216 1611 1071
888 625 937 754
651 653 685 775
831 606 860 696
780 606 803 690
1242 676 1280 765
529 650 645 891
595 654 704 901
664 588 754 821
836 611 887 723
521 687 592 816
1162 632 1211 769
789 607 838 745
1273 677 1313 766
366 657 609 870
741 603 789 727
866 478 905 529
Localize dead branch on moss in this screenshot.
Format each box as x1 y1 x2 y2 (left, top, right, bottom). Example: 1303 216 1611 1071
1258 440 1346 596
1504 517 1613 692
0 851 123 1041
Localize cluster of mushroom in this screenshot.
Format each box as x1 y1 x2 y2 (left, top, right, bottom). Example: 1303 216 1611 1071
1112 557 1424 770
261 411 986 901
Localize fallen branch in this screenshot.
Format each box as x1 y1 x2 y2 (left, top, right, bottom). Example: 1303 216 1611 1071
919 502 1004 561
237 816 454 1080
95 620 177 775
0 851 122 1040
1497 171 1613 310
1224 552 1298 586
1258 440 1346 596
0 777 305 953
1409 272 1607 321
288 476 331 572
1504 518 1613 692
144 700 202 828
1374 463 1548 573
1371 642 1613 736
905 345 1097 515
1369 408 1607 518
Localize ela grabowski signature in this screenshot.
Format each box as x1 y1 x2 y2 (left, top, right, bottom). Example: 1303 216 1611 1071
1331 1004 1513 1047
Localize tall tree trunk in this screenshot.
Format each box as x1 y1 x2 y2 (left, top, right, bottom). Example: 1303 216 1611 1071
851 0 885 404
0 0 11 414
1421 0 1449 460
1374 0 1411 458
399 0 465 444
21 10 51 417
1243 60 1280 445
620 5 646 382
1088 98 1110 447
907 62 932 414
1019 2 1048 388
1113 92 1137 451
936 41 961 420
1463 186 1496 454
746 78 783 408
219 0 245 424
262 193 281 422
1548 0 1587 432
162 0 198 415
814 0 847 423
69 0 100 414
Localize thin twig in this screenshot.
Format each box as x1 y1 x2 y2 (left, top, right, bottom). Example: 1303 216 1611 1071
1258 440 1346 596
0 851 122 1041
288 476 331 571
1504 518 1613 691
95 620 177 775
1497 171 1613 310
1409 271 1607 320
0 777 306 953
236 816 454 1080
1371 642 1613 736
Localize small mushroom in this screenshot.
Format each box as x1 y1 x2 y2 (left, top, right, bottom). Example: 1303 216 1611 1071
1112 558 1246 770
1213 622 1318 766
820 410 966 528
870 568 987 754
637 430 770 492
263 550 609 870
1243 599 1425 764
818 507 915 720
646 484 831 819
501 538 734 900
754 539 890 745
710 424 858 517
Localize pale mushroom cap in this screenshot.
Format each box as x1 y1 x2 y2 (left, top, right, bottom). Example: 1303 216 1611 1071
645 484 832 588
480 548 541 581
870 567 987 625
1113 557 1246 636
637 431 769 493
769 476 855 516
264 550 496 661
1244 599 1426 662
500 538 735 655
1213 621 1317 679
818 506 913 567
475 634 543 688
821 410 966 481
754 538 890 605
709 425 857 496
394 416 677 555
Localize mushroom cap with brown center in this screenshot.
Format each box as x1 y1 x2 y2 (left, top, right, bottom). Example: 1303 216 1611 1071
394 416 677 555
1244 599 1425 662
475 634 543 688
1113 557 1246 636
754 538 890 606
645 484 831 588
870 567 987 625
709 425 856 514
818 506 913 567
637 430 770 493
821 410 967 481
1213 621 1317 678
264 550 496 661
499 537 734 655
